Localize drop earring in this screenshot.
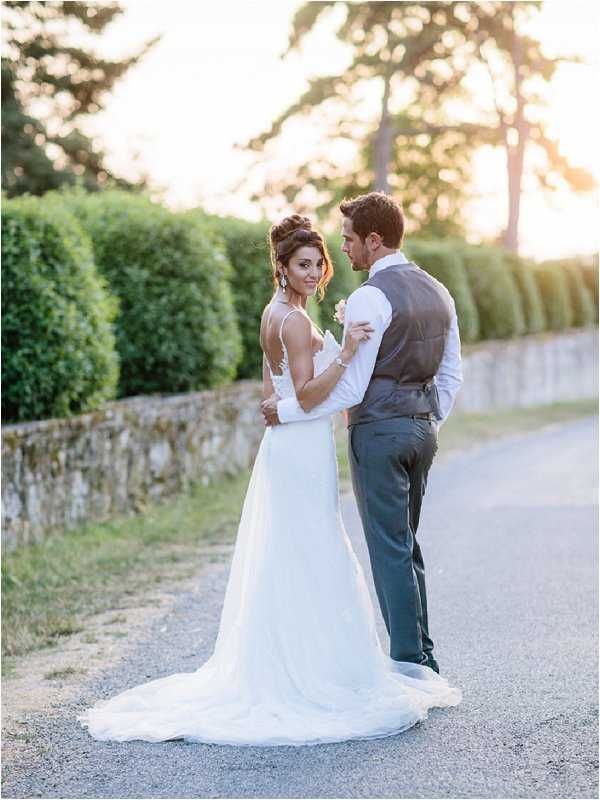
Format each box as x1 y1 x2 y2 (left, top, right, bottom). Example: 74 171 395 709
280 274 287 289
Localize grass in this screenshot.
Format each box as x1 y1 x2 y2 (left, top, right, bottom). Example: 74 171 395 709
1 469 250 662
435 398 599 454
2 398 597 667
43 666 84 681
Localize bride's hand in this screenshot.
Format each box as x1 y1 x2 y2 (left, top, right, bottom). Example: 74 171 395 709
261 396 280 426
341 321 374 362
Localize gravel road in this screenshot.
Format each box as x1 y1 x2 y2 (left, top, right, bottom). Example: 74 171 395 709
3 415 598 799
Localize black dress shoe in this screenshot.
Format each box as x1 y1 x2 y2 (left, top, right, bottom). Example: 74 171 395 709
425 656 440 674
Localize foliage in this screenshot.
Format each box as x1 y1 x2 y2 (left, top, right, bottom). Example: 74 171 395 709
244 2 483 235
241 2 594 250
306 294 323 331
1 1 158 197
540 258 596 328
1 195 120 423
471 2 595 250
502 252 547 334
403 239 479 343
458 244 526 339
204 216 273 379
57 190 242 397
579 254 599 323
533 263 574 331
321 235 361 333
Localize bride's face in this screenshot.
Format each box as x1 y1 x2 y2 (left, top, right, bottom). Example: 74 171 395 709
279 246 323 297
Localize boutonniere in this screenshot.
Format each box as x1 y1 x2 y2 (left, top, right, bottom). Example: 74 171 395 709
333 298 346 324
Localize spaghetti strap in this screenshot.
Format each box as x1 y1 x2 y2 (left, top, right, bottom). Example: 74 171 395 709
278 307 302 346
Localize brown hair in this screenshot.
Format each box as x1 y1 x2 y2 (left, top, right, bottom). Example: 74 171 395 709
339 192 405 248
268 214 333 302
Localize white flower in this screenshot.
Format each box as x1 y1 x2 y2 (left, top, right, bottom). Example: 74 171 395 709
333 298 346 324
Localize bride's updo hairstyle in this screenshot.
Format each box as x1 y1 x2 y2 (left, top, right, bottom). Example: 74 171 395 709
268 214 333 302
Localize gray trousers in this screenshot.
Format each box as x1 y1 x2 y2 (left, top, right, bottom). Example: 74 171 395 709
348 416 438 665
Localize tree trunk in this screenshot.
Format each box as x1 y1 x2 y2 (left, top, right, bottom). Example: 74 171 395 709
502 9 527 253
504 140 525 253
373 73 392 193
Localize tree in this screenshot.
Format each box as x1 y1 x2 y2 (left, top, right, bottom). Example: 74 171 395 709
1 1 159 197
244 2 479 237
243 2 595 250
470 1 595 251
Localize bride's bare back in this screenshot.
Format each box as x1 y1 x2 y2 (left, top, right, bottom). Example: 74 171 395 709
260 301 323 376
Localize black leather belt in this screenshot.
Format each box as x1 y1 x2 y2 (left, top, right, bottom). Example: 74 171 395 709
410 412 436 420
370 376 435 391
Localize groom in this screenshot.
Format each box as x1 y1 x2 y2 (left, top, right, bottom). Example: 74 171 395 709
261 192 463 674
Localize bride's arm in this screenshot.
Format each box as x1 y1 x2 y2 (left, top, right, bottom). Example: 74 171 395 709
282 312 373 413
271 287 390 424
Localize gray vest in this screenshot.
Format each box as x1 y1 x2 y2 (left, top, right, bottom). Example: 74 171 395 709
347 261 454 428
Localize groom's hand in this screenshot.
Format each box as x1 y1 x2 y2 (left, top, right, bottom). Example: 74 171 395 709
261 397 280 427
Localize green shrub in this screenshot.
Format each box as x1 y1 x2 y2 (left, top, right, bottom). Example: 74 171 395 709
56 190 242 397
579 254 599 323
541 258 596 328
320 234 360 334
533 264 573 331
502 252 547 334
205 216 271 379
404 239 480 342
458 244 526 340
306 294 323 330
579 253 599 296
1 196 119 423
563 261 595 327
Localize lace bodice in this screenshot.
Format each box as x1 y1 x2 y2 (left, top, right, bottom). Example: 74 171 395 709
268 308 342 401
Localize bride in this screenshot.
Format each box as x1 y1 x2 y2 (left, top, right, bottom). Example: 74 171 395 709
78 215 461 747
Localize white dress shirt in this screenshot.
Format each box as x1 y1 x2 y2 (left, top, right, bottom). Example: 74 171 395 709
276 251 463 426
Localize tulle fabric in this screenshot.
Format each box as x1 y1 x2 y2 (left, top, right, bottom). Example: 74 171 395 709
78 329 461 746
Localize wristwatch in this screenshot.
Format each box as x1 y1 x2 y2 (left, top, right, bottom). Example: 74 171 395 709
334 355 351 368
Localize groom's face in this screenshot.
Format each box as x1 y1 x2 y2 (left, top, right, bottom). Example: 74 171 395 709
341 217 369 272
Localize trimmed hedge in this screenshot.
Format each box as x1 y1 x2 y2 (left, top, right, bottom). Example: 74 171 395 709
541 258 596 328
306 294 323 331
56 190 242 397
580 254 599 305
320 234 361 334
1 196 119 423
458 244 526 340
533 264 573 331
404 239 480 343
580 254 599 323
205 216 272 379
4 183 590 426
207 215 324 380
502 252 547 335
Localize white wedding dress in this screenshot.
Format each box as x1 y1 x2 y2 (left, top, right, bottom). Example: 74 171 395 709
78 310 461 746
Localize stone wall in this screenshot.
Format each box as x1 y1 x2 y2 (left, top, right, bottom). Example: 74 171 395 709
2 329 597 550
2 382 264 550
455 329 598 413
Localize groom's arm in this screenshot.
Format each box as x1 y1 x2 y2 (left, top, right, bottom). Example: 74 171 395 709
276 287 392 424
432 295 463 426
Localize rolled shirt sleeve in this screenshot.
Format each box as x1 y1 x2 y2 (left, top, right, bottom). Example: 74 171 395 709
432 295 463 426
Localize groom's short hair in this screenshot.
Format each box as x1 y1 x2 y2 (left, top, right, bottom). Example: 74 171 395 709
339 192 405 248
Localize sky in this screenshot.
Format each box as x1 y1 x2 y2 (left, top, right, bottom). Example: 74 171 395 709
88 0 599 259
